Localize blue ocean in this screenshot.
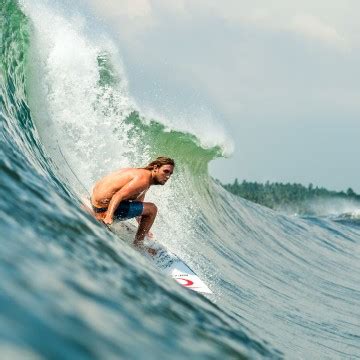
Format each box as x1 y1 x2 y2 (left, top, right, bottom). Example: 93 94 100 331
1 1 360 358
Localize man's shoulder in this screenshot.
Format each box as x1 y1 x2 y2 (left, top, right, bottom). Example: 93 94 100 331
128 168 150 183
126 170 149 192
119 168 146 175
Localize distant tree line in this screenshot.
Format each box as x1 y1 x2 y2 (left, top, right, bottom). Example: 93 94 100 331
222 179 360 214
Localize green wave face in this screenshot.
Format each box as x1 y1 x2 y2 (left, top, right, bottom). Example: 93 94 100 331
124 111 221 174
0 0 56 181
1 0 30 136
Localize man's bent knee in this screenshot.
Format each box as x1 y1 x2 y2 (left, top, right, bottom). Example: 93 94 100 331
142 202 157 216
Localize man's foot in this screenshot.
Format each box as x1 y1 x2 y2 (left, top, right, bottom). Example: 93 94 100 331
133 240 157 256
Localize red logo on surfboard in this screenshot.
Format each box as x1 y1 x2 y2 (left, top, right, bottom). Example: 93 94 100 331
176 278 194 287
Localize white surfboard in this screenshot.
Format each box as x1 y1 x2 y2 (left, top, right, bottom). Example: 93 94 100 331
81 197 212 294
111 221 213 294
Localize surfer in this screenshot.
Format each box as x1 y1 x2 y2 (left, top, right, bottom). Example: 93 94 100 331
91 156 175 250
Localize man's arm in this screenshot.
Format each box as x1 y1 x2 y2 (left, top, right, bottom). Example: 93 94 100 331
136 190 146 202
135 191 147 224
103 178 146 224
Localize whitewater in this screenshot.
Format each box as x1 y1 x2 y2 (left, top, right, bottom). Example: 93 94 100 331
1 0 360 359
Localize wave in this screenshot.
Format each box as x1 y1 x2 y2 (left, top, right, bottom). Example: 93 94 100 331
330 210 360 228
1 1 360 359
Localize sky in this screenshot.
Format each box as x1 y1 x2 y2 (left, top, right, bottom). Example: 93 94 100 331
88 0 360 192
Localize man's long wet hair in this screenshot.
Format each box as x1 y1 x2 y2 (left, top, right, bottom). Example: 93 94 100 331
144 156 175 171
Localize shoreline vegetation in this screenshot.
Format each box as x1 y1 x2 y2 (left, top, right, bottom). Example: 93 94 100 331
221 179 360 215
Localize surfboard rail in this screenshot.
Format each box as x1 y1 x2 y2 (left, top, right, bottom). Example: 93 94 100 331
82 198 212 294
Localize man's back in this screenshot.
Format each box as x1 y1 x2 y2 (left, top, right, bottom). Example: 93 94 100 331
92 168 150 207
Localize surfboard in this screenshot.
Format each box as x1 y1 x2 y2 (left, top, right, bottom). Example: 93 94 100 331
110 221 213 294
81 197 212 294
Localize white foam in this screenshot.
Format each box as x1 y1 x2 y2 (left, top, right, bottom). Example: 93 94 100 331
21 1 233 175
22 0 140 190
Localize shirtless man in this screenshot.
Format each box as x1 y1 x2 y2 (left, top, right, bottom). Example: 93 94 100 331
91 157 175 249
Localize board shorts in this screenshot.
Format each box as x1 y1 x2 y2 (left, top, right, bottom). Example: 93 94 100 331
92 200 144 220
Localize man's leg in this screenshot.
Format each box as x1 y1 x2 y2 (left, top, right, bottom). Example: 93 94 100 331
134 202 157 247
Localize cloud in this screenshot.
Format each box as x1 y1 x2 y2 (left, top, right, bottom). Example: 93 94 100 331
89 0 152 18
169 1 350 50
290 14 346 48
87 1 350 50
207 6 347 49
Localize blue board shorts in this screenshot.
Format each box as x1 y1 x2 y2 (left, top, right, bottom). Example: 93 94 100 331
92 200 144 220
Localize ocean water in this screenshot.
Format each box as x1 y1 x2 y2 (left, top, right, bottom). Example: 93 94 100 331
1 1 360 359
